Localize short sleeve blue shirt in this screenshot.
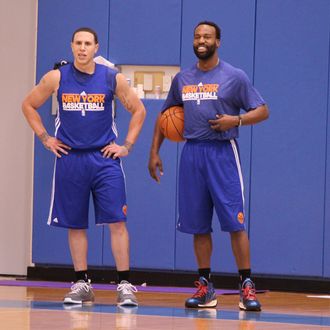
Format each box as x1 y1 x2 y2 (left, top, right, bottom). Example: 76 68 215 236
162 60 265 140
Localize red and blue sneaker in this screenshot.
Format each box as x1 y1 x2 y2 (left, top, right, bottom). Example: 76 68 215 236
239 278 261 311
185 277 217 308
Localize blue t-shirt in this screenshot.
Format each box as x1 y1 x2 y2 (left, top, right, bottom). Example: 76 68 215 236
162 60 265 140
56 63 118 149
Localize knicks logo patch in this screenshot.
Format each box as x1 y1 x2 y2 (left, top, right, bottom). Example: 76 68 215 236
122 205 127 216
237 212 244 224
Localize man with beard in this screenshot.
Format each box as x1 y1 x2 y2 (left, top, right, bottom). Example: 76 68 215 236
148 21 269 311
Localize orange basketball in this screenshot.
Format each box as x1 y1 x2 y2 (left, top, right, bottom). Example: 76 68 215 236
160 106 185 142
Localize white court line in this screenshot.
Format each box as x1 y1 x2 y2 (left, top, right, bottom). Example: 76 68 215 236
307 295 330 299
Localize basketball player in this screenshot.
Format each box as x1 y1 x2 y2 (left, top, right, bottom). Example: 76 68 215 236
148 21 269 311
22 27 146 306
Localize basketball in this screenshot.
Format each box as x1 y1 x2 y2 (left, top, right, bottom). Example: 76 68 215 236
159 106 185 142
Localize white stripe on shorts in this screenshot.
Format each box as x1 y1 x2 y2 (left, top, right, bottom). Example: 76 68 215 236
47 157 57 225
230 139 245 207
119 158 127 195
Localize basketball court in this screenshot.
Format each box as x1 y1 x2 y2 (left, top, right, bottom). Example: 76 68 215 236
0 278 329 329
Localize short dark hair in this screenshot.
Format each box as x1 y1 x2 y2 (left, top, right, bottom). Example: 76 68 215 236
194 21 221 40
71 27 99 44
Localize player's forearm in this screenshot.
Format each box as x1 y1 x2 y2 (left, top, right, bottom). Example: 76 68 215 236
22 101 49 139
150 113 165 155
240 104 269 126
124 104 146 147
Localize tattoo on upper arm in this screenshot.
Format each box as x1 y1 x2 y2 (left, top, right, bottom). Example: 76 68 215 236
120 94 134 112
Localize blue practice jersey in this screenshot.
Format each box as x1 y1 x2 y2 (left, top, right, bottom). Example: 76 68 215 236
162 60 265 140
56 63 118 149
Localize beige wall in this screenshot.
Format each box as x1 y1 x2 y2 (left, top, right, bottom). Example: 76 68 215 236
0 0 37 275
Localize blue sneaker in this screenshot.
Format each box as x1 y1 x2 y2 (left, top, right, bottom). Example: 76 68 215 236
239 278 261 311
185 277 217 308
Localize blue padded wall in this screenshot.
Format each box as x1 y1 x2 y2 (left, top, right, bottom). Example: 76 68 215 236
175 0 257 273
324 33 330 278
33 0 111 265
32 0 330 280
108 0 181 65
250 0 330 276
102 100 178 269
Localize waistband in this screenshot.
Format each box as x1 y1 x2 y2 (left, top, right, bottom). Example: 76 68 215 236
186 139 234 144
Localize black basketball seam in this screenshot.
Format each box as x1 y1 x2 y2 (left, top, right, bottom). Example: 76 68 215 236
169 112 184 140
173 107 184 138
160 112 169 134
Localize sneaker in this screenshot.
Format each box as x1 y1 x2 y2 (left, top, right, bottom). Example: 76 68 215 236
63 279 95 304
185 277 217 308
117 280 138 306
239 278 261 311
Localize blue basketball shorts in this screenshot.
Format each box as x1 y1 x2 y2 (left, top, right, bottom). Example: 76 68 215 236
177 139 246 234
47 149 127 229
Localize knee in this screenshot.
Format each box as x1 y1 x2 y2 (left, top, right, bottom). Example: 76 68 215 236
194 233 211 240
230 230 248 240
109 221 127 235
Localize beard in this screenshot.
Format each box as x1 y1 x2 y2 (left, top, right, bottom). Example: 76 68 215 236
193 43 217 60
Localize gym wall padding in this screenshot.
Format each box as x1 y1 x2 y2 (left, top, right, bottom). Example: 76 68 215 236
250 0 330 277
325 47 330 278
33 0 330 279
108 0 181 65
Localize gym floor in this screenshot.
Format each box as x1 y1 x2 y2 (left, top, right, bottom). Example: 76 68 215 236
0 279 329 329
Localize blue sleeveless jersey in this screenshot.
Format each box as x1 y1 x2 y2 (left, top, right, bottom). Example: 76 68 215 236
56 63 118 149
162 60 265 140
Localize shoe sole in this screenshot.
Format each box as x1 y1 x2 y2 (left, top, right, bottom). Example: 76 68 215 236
185 299 218 308
239 302 261 311
63 298 94 305
117 299 138 307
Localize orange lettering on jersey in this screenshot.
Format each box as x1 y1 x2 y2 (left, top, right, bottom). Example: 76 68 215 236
209 84 219 93
182 85 198 94
82 94 106 103
62 93 106 103
91 94 104 103
62 94 80 102
98 94 105 103
197 84 219 93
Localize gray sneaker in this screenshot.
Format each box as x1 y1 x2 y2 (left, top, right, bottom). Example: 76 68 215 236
63 279 95 304
117 280 138 306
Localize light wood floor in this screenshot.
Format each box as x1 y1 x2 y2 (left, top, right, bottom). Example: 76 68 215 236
0 285 329 329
